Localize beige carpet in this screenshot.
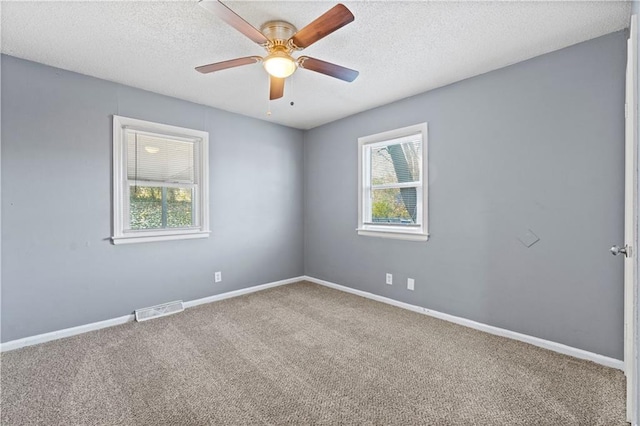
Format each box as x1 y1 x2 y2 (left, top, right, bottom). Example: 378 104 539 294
0 281 626 425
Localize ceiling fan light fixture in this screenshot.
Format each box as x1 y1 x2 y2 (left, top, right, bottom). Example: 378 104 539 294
263 51 297 78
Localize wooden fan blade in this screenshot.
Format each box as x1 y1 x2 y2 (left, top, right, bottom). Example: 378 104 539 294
270 76 285 100
196 56 262 74
198 0 269 45
298 56 359 82
290 4 354 49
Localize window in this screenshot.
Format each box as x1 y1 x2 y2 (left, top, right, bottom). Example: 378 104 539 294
112 116 209 244
357 123 428 241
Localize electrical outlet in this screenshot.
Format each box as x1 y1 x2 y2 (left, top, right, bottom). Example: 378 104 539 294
214 271 222 283
386 273 393 285
407 278 415 291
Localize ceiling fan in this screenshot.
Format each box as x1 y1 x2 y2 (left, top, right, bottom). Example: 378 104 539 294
196 1 359 101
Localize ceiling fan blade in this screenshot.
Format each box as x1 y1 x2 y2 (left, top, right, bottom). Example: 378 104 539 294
196 56 262 74
270 76 285 100
290 4 354 49
298 56 359 82
198 0 269 46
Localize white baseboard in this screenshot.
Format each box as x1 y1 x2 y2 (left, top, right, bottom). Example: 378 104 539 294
2 274 624 372
0 276 304 352
303 275 624 371
182 276 304 308
0 314 135 352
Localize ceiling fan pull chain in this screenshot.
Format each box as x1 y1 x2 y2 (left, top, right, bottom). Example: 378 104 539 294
289 74 294 105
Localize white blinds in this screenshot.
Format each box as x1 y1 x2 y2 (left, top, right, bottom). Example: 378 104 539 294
126 131 197 183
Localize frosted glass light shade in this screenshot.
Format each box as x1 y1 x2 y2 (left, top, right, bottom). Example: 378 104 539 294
263 52 296 78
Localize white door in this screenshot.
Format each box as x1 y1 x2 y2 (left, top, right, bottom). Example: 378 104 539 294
623 14 638 424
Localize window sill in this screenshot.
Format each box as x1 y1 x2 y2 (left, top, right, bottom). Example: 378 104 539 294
356 228 429 242
112 231 210 245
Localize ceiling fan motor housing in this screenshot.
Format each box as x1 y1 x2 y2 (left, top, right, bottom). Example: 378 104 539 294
261 21 299 79
260 21 297 49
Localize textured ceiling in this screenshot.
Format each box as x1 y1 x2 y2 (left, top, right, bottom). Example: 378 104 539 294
1 1 631 129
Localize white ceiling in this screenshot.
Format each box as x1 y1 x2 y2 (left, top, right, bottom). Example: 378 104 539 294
1 1 631 130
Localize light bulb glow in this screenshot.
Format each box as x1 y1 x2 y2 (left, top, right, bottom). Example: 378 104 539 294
263 52 296 78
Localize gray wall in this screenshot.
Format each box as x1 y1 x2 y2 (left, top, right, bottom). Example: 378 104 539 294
1 55 304 342
304 31 627 360
1 31 628 361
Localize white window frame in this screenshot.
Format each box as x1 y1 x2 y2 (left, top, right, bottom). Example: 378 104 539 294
112 115 210 245
357 123 429 242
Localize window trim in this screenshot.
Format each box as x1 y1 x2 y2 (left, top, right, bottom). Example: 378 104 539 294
357 123 429 242
112 115 210 245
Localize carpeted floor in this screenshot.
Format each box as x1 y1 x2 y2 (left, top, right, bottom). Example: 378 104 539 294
0 281 626 425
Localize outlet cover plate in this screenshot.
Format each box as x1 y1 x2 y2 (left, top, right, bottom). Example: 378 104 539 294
407 278 415 291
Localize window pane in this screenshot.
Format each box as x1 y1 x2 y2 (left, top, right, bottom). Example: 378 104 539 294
129 186 194 230
371 187 418 224
130 186 162 230
371 140 421 186
166 187 193 228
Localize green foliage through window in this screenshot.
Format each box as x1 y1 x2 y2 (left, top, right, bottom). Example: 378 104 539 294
130 186 193 230
372 187 416 224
